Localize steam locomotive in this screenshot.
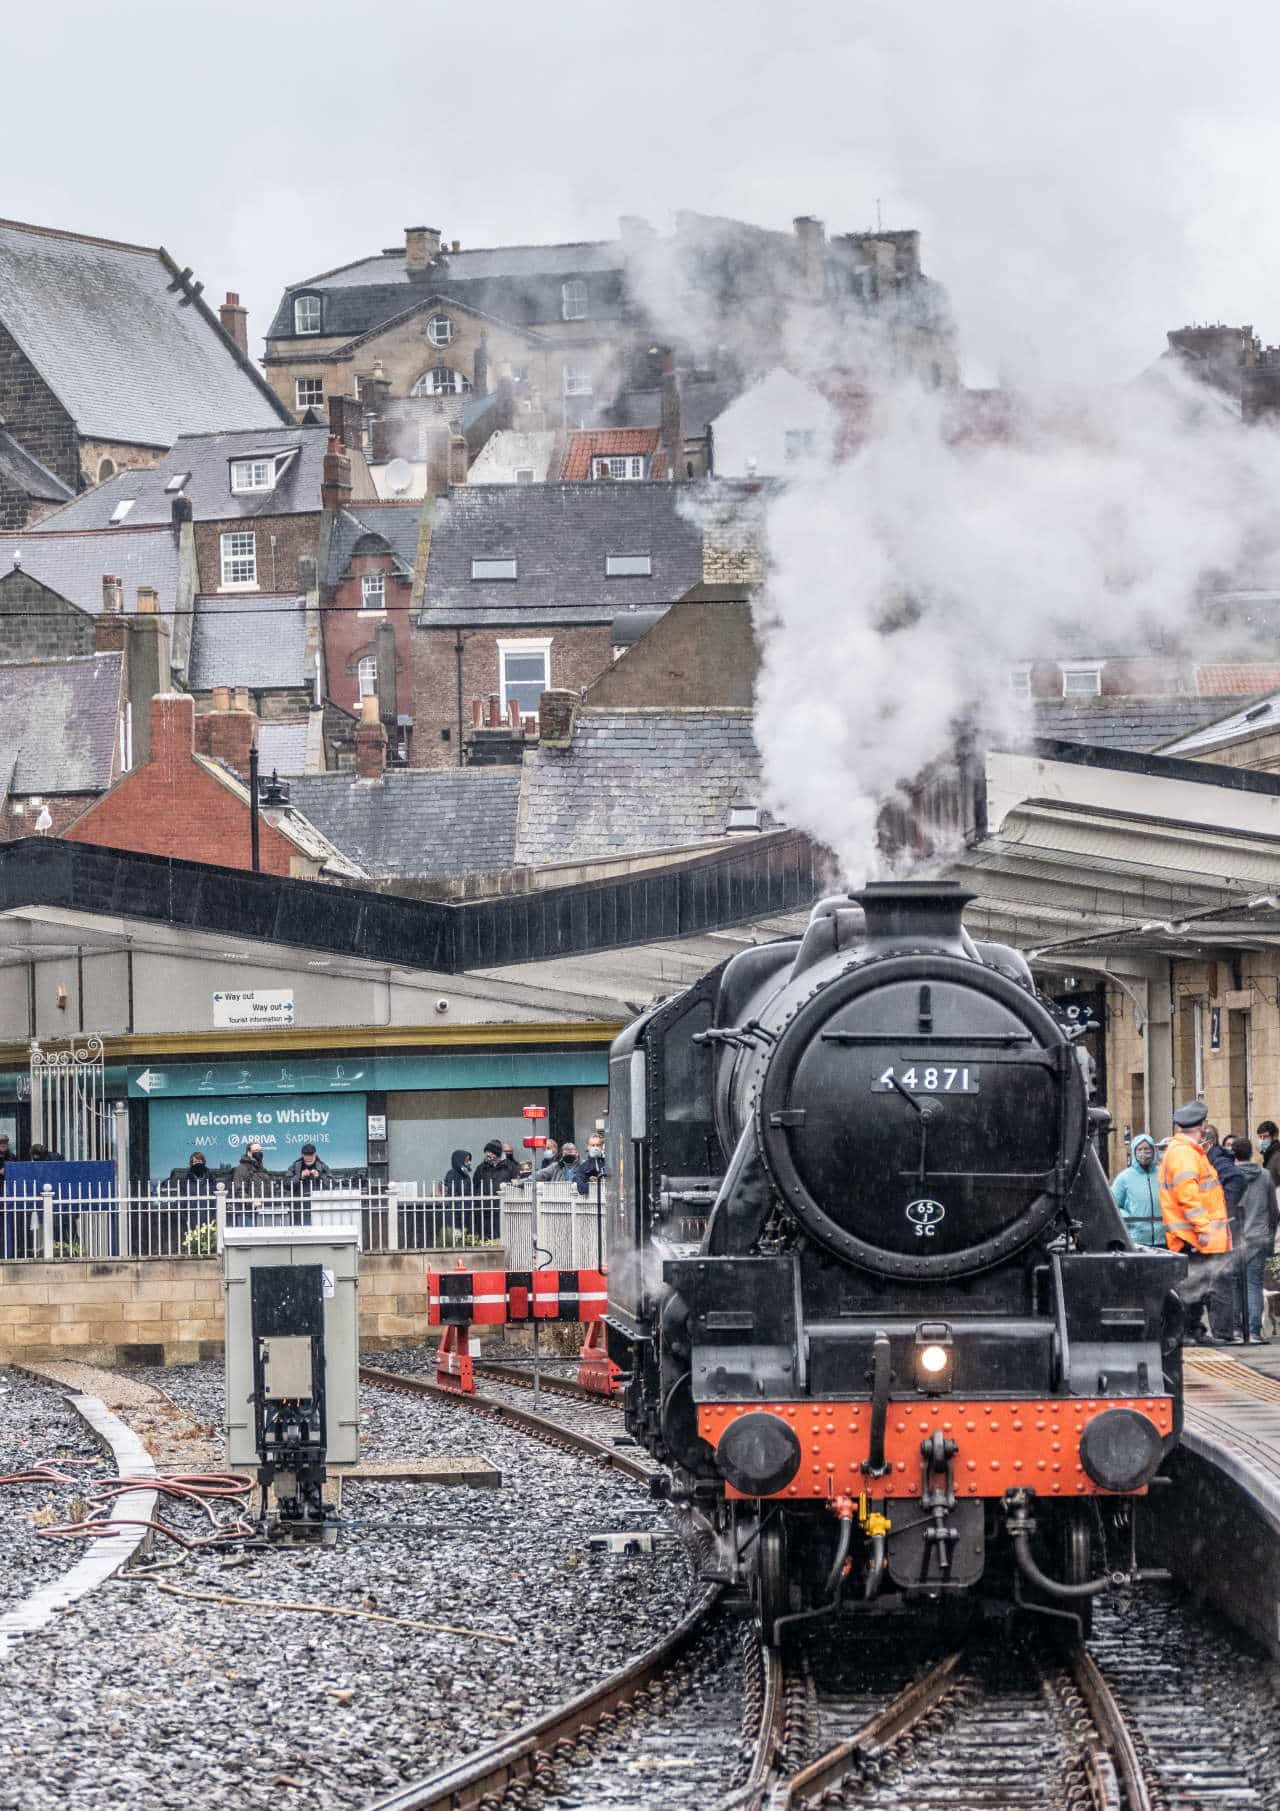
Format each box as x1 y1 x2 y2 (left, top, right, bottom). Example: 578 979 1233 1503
605 883 1184 1640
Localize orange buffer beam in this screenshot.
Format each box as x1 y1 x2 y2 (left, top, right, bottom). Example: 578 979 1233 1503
696 1396 1175 1500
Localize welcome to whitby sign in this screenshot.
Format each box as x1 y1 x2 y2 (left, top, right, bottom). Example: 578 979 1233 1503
146 1092 368 1178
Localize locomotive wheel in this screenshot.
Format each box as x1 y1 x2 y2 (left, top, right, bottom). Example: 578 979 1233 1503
1061 1502 1095 1642
756 1518 791 1646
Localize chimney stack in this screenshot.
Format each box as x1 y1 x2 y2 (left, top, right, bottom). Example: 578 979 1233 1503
321 434 353 511
473 334 489 397
95 575 125 652
101 575 122 613
136 585 159 615
150 692 196 767
659 351 684 481
171 494 193 535
354 692 387 778
537 690 577 747
423 423 452 497
219 291 249 354
404 226 442 276
194 687 257 777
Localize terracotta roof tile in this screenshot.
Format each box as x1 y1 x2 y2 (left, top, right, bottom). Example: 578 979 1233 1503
1196 664 1280 695
561 428 661 481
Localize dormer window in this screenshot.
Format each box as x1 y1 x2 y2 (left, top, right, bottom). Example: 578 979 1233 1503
593 456 646 480
427 315 454 347
231 457 275 493
294 295 321 335
561 280 588 321
361 573 385 611
1060 662 1103 698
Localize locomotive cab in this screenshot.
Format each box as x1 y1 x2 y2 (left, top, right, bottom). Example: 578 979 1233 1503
607 882 1184 1641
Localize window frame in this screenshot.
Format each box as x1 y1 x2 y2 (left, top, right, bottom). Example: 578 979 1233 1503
356 655 378 702
592 455 646 480
426 314 454 347
497 637 551 720
471 557 519 582
784 428 818 461
1059 662 1103 698
295 376 325 411
1009 664 1033 700
411 365 473 396
293 294 322 336
513 467 535 484
360 572 386 612
229 457 275 494
605 553 652 578
563 364 593 397
561 280 589 321
220 530 258 589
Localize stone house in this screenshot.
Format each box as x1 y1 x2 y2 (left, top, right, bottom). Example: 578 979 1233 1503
411 482 706 767
0 215 288 526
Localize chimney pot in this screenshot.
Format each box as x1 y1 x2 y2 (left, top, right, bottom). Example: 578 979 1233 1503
101 575 122 613
212 685 232 711
487 693 502 728
507 698 521 729
233 686 251 713
451 240 460 253
471 699 483 727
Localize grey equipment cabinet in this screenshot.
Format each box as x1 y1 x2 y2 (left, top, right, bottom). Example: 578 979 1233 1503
224 1227 360 1488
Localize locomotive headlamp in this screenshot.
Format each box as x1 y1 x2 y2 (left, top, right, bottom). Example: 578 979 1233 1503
913 1323 954 1392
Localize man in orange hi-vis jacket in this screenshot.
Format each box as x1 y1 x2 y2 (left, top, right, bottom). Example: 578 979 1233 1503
1160 1100 1231 1345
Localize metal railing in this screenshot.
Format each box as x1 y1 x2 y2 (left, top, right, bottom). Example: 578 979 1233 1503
0 1178 609 1265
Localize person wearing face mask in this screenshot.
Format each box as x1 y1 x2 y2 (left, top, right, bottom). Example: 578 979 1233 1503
1160 1101 1231 1345
574 1132 607 1197
1257 1121 1280 1188
1111 1133 1160 1246
180 1150 212 1194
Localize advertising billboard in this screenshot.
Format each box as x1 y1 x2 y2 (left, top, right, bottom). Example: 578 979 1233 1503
147 1092 368 1179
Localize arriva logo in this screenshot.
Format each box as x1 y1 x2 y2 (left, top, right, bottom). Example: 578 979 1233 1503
905 1198 946 1238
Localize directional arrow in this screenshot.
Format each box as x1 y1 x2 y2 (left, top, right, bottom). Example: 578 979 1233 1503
136 1068 162 1095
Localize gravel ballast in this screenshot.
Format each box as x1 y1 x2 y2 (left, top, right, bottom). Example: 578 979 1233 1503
0 1358 698 1811
0 1368 109 1611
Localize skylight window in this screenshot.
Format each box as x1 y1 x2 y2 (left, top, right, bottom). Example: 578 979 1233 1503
472 557 518 581
164 472 189 494
606 554 651 577
110 499 135 523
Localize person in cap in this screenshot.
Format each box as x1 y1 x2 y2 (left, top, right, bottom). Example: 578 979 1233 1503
1159 1101 1231 1344
287 1143 332 1191
472 1140 507 1198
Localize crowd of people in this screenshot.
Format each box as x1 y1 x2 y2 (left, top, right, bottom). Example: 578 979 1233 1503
1112 1104 1280 1344
443 1133 607 1198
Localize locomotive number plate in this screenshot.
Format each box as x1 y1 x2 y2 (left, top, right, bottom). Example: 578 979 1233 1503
872 1065 980 1093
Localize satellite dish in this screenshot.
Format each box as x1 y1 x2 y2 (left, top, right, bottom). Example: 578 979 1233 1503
385 457 413 495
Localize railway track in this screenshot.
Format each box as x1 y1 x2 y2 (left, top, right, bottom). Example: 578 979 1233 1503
718 1625 1155 1810
472 1355 620 1407
359 1364 731 1810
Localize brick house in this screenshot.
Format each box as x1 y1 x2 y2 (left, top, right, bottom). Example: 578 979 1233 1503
0 215 288 527
411 482 705 767
34 423 364 596
322 502 425 766
63 692 361 879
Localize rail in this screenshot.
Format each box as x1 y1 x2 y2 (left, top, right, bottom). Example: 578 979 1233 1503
0 1178 607 1265
358 1364 719 1811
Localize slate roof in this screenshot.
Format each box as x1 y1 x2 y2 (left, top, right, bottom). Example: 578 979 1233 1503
256 720 312 776
189 595 308 691
326 503 423 587
288 769 521 879
269 242 626 342
516 709 766 867
1029 695 1257 754
0 217 288 445
0 432 73 505
420 483 705 626
37 426 329 529
561 429 663 480
612 378 741 439
0 653 121 793
0 526 183 621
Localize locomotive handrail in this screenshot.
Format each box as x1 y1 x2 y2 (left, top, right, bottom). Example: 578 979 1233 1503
820 1031 1036 1046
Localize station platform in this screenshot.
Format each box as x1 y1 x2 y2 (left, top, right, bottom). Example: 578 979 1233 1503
1143 1347 1280 1654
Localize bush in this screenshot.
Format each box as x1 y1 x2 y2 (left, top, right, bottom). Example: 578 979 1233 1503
181 1220 218 1258
434 1227 501 1250
51 1240 82 1259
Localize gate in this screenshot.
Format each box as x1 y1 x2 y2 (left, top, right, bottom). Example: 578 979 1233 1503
29 1035 110 1161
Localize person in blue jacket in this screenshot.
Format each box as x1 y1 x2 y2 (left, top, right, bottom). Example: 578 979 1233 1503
1112 1132 1162 1246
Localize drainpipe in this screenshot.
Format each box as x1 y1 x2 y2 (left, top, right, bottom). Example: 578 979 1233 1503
454 630 465 769
249 745 261 872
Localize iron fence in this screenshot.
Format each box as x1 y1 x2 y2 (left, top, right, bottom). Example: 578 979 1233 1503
0 1178 608 1265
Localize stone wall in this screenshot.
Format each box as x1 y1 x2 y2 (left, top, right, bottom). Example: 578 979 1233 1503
0 1249 458 1366
0 569 94 661
0 316 80 492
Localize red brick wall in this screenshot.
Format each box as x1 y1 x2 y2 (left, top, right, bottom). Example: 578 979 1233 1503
0 796 98 843
325 554 413 716
193 512 322 594
63 695 298 875
410 624 613 767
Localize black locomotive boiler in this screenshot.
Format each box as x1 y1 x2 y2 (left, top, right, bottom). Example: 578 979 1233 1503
605 882 1185 1640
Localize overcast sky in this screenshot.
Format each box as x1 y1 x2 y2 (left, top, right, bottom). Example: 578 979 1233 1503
9 1 1278 382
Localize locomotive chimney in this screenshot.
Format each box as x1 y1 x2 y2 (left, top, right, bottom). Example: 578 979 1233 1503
853 881 975 955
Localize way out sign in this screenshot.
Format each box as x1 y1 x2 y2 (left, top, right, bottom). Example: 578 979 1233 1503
212 989 296 1030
